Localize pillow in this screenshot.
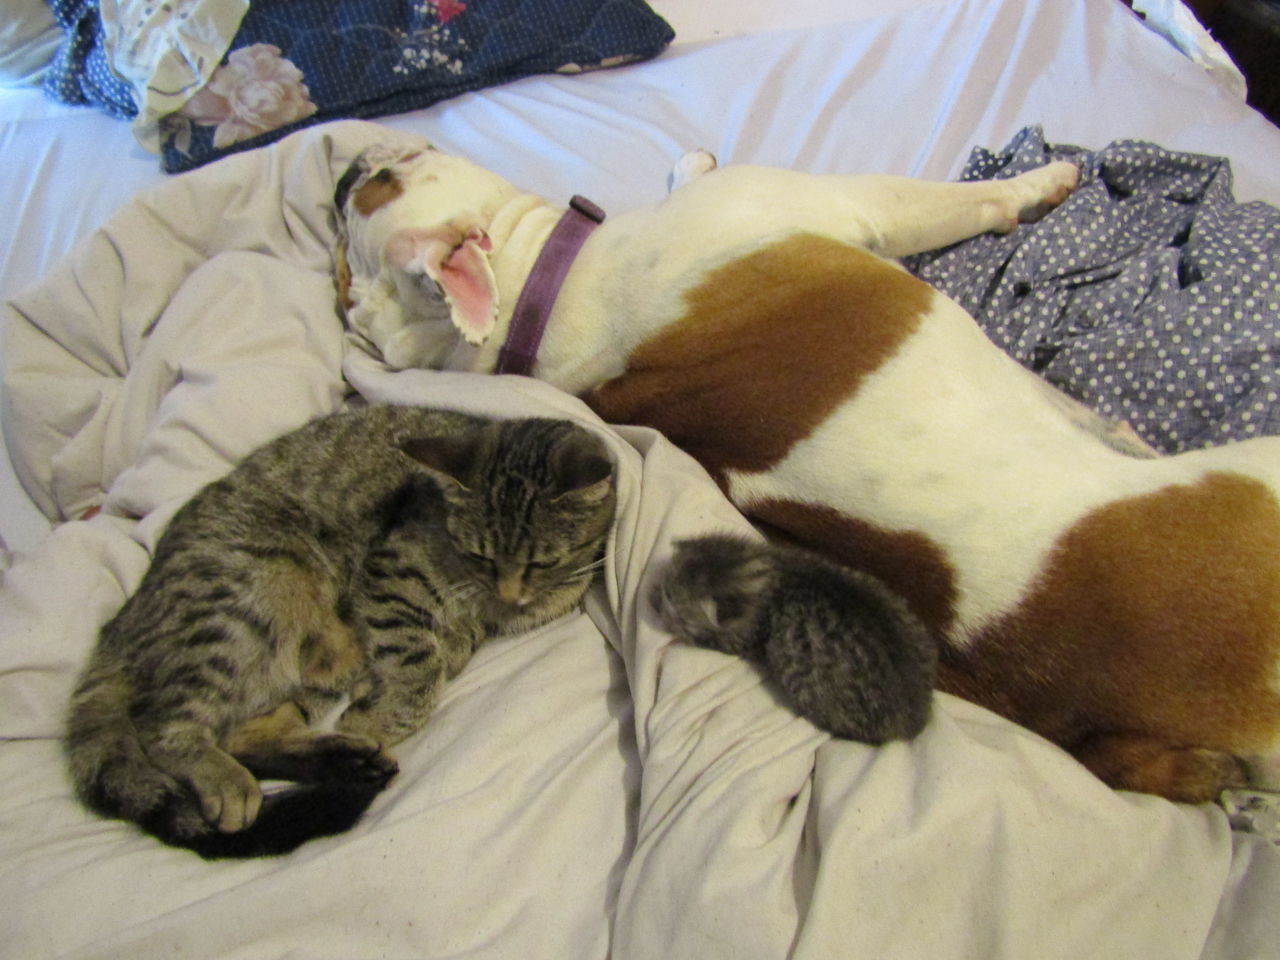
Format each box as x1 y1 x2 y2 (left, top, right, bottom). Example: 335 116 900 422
0 0 62 87
42 0 675 172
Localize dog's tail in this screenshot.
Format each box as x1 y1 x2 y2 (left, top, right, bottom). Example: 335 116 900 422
66 672 387 859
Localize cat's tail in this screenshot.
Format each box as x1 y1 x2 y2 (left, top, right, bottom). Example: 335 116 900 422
66 672 387 858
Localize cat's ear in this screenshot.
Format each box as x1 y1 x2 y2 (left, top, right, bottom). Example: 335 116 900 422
400 434 481 491
384 226 498 345
552 435 614 504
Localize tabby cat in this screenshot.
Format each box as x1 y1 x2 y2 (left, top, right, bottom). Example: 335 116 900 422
653 535 937 743
67 405 616 858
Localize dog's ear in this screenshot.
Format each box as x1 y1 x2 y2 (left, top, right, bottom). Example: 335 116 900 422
333 238 354 313
385 227 498 345
333 157 366 227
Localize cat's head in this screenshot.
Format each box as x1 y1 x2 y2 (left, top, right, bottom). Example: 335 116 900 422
402 418 616 631
651 534 775 656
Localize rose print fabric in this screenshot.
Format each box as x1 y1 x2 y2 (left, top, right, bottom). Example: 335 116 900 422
42 0 675 172
906 126 1280 453
174 43 317 152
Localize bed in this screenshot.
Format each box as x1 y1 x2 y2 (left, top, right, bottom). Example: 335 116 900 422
3 1 1280 957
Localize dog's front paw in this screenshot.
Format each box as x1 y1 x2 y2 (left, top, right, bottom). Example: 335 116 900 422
669 150 718 192
1003 160 1081 228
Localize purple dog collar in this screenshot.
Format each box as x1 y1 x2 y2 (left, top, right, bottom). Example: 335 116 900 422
495 195 605 376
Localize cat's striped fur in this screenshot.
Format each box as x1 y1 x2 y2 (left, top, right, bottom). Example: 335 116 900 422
66 405 615 858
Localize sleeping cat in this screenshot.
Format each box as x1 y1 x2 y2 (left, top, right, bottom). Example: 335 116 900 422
66 405 616 858
653 535 937 743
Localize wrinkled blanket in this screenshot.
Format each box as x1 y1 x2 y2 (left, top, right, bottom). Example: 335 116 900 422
3 121 1280 960
907 125 1280 454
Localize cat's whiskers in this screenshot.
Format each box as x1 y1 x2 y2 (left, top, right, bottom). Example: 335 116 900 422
437 579 488 609
571 556 606 578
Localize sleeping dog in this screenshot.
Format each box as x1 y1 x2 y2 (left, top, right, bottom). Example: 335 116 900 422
332 140 1280 806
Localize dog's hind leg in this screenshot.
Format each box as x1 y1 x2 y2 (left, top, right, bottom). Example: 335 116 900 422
1022 368 1160 458
1220 789 1280 842
1072 731 1249 804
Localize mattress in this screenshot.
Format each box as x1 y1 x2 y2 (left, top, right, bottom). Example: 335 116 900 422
3 1 1280 958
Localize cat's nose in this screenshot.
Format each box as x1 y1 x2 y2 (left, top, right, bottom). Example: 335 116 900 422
496 572 524 606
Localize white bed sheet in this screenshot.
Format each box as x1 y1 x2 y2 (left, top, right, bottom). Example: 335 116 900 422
4 2 1280 959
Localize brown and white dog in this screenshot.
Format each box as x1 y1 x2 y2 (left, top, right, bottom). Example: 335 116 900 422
333 140 1280 805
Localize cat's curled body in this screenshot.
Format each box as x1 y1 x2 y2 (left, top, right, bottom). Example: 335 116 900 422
654 535 937 743
67 405 616 858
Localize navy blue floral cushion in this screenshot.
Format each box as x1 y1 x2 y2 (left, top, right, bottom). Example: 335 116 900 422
44 0 675 172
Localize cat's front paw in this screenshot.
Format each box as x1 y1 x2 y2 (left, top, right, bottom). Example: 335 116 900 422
186 750 263 833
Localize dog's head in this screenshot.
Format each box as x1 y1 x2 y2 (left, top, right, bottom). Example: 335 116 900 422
333 144 521 367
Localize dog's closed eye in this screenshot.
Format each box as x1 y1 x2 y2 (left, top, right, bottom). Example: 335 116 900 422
354 168 405 217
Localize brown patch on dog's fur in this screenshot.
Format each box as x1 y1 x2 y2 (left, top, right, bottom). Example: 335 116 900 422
587 234 933 478
750 498 957 638
334 239 354 312
939 471 1280 802
354 169 404 217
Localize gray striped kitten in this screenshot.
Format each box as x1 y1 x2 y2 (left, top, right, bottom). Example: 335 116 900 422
653 536 936 743
67 405 615 858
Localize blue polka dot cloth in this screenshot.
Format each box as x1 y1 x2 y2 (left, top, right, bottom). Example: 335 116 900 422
42 0 674 173
905 126 1280 454
43 0 136 119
